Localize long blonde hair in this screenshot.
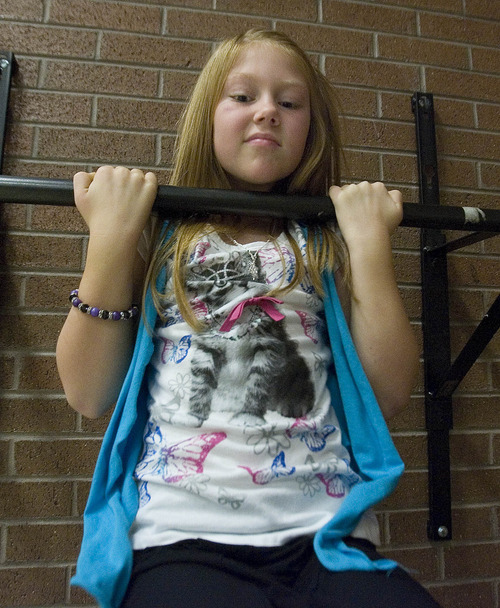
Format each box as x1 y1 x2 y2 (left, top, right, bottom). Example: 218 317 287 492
146 29 347 330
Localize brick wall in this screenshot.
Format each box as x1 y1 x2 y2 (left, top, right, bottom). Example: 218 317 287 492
0 1 498 606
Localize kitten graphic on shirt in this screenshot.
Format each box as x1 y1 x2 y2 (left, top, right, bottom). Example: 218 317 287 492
179 250 315 427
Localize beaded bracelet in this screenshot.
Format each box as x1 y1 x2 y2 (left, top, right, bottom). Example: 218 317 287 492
69 289 139 321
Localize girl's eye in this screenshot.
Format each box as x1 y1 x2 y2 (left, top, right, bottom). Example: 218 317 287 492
280 101 296 109
231 94 251 102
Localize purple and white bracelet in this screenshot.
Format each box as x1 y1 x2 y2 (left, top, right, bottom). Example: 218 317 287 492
69 289 139 321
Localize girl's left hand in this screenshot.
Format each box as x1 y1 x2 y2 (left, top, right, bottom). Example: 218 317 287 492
329 181 403 246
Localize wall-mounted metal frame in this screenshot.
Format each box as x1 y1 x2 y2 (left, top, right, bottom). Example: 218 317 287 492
0 51 15 174
413 92 499 541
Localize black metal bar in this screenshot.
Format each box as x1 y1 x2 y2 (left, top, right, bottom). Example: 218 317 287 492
413 92 453 542
0 175 499 231
433 295 500 399
0 51 15 174
425 231 497 256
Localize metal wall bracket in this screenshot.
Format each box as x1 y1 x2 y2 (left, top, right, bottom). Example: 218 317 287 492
412 92 499 541
0 51 15 174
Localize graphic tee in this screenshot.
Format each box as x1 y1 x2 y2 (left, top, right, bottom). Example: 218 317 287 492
130 222 379 549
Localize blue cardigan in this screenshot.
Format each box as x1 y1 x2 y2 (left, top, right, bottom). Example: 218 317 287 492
72 260 404 608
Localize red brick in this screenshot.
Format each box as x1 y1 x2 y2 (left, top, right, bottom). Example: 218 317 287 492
323 0 416 34
167 9 271 40
0 314 64 350
343 118 415 151
96 97 185 132
378 34 468 69
382 546 441 582
2 159 86 181
10 90 92 126
0 567 67 606
0 441 10 475
476 103 500 130
453 395 500 430
0 355 16 390
14 438 102 476
393 433 427 469
37 127 156 165
163 70 199 100
426 68 500 104
448 255 500 289
0 23 97 58
4 123 34 157
7 523 83 562
326 56 420 90
3 234 83 270
342 150 380 182
373 0 462 11
0 0 43 21
420 13 500 48
44 60 160 97
0 481 73 518
11 56 40 89
276 22 372 57
433 98 476 129
450 432 491 467
451 469 500 504
429 581 496 608
0 398 76 433
382 153 417 184
381 471 428 509
49 0 163 34
444 542 500 578
0 202 27 230
336 87 378 118
466 0 500 19
440 158 478 189
18 355 62 391
480 162 500 190
30 204 88 233
472 46 500 75
218 0 317 20
24 274 82 309
100 32 210 69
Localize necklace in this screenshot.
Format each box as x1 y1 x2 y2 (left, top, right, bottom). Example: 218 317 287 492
225 234 272 281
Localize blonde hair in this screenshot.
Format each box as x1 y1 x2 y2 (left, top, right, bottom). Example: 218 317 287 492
146 29 347 330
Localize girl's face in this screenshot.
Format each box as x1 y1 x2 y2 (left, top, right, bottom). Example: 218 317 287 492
213 43 311 192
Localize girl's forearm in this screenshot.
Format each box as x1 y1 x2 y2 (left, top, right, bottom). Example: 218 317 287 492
56 237 143 418
346 232 419 419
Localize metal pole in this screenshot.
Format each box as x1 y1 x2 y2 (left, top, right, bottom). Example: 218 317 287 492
0 175 499 232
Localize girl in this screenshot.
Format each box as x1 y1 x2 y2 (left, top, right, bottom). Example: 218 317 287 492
57 29 438 608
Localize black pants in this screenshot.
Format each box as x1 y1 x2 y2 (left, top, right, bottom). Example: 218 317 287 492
120 536 441 608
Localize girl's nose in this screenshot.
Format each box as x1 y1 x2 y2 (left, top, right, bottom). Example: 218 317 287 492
254 99 280 125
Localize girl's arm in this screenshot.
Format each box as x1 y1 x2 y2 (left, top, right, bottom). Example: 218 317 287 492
330 182 419 419
56 166 158 418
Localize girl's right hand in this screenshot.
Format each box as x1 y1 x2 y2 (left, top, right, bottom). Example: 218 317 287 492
73 166 158 242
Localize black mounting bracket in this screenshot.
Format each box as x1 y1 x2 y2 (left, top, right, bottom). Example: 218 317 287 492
412 92 500 541
0 51 15 174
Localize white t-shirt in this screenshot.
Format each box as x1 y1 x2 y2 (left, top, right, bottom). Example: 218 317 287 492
130 222 379 549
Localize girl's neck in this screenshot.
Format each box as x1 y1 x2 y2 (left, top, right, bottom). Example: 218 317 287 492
215 215 283 244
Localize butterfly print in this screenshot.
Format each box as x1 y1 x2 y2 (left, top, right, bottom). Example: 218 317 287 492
159 432 227 484
295 311 319 344
160 335 192 364
190 241 211 264
287 417 336 452
316 472 346 498
259 245 295 284
239 451 296 485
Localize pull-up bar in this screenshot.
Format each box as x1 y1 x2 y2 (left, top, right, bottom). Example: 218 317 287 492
0 175 499 232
